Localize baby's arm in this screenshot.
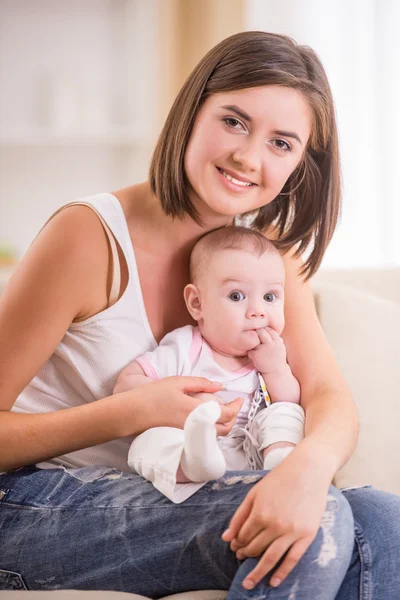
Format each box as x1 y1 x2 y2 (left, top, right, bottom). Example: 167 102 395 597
113 361 153 394
115 327 191 395
248 328 300 404
262 364 300 404
249 328 303 468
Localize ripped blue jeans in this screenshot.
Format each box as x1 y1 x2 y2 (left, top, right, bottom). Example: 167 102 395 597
0 466 400 599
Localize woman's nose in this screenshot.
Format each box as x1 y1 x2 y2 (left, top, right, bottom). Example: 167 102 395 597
232 138 262 173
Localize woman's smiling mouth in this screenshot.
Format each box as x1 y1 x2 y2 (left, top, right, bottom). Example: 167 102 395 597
216 167 256 189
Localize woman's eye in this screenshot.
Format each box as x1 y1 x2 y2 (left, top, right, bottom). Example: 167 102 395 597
223 117 245 131
229 291 245 302
272 139 291 152
264 292 276 303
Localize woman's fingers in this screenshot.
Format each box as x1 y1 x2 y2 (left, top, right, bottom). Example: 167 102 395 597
243 536 312 589
268 537 313 588
216 397 243 435
216 417 237 436
222 492 253 543
242 535 293 589
234 528 277 558
176 376 222 394
229 494 276 551
230 520 264 553
218 397 243 424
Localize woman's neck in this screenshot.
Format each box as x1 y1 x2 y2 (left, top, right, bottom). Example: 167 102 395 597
115 181 233 255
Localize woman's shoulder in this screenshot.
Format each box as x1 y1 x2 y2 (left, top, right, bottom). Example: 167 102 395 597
43 203 110 272
24 202 112 322
0 202 115 411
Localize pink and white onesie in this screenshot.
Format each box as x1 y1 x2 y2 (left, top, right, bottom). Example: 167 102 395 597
128 325 304 503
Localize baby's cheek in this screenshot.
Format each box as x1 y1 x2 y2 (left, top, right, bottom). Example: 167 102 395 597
272 312 285 335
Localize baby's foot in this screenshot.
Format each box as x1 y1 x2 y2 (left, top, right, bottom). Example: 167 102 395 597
181 401 226 482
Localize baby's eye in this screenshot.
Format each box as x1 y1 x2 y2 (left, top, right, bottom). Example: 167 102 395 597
264 292 276 303
229 291 245 302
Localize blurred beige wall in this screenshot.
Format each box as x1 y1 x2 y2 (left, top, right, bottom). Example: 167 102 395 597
158 0 245 123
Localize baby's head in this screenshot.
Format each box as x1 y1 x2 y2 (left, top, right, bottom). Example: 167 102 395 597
184 226 285 357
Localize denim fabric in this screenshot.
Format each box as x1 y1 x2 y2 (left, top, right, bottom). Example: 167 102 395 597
0 467 399 599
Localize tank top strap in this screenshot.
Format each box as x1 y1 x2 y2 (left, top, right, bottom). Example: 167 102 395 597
39 194 131 307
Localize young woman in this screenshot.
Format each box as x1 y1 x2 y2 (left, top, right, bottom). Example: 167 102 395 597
0 31 399 600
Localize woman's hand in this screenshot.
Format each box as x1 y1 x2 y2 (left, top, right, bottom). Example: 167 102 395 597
222 451 332 589
124 376 243 437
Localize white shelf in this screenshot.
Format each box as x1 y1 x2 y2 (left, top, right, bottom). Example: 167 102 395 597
0 129 144 147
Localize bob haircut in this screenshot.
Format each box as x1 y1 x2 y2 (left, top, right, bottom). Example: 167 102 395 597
149 31 341 279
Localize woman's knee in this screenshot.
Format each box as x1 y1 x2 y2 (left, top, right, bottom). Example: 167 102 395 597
289 486 354 590
343 486 400 556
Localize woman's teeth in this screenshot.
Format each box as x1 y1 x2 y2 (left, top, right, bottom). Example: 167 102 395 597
219 168 253 187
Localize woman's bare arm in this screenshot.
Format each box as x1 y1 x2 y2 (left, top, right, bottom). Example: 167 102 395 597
0 209 239 471
0 205 140 470
281 248 359 478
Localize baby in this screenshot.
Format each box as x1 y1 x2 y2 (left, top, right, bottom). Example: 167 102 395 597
114 226 305 503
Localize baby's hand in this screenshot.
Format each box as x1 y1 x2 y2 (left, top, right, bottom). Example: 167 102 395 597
248 328 287 374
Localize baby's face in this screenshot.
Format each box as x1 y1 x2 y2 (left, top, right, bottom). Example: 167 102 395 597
195 249 285 356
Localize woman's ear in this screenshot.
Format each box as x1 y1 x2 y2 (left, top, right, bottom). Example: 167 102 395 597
184 284 202 321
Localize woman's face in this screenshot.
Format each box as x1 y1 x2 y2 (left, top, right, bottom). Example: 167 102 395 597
184 85 312 220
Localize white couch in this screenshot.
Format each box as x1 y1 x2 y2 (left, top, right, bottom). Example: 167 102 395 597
2 268 400 599
312 268 400 495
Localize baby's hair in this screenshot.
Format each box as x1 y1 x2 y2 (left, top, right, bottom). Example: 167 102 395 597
190 225 279 283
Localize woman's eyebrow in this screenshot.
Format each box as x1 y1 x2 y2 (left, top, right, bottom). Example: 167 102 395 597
220 104 252 122
273 129 302 144
220 105 302 144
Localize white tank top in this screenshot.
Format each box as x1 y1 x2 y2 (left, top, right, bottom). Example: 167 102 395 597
12 192 158 471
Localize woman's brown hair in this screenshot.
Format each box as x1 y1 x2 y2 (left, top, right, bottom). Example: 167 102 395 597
149 31 341 279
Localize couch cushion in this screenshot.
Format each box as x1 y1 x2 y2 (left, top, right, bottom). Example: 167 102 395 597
314 282 400 495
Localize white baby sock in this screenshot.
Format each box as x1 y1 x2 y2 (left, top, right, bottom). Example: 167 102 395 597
263 446 294 470
180 401 227 482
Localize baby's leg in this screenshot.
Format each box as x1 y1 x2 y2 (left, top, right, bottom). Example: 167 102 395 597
129 401 226 501
262 441 296 469
180 400 227 482
248 402 305 470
